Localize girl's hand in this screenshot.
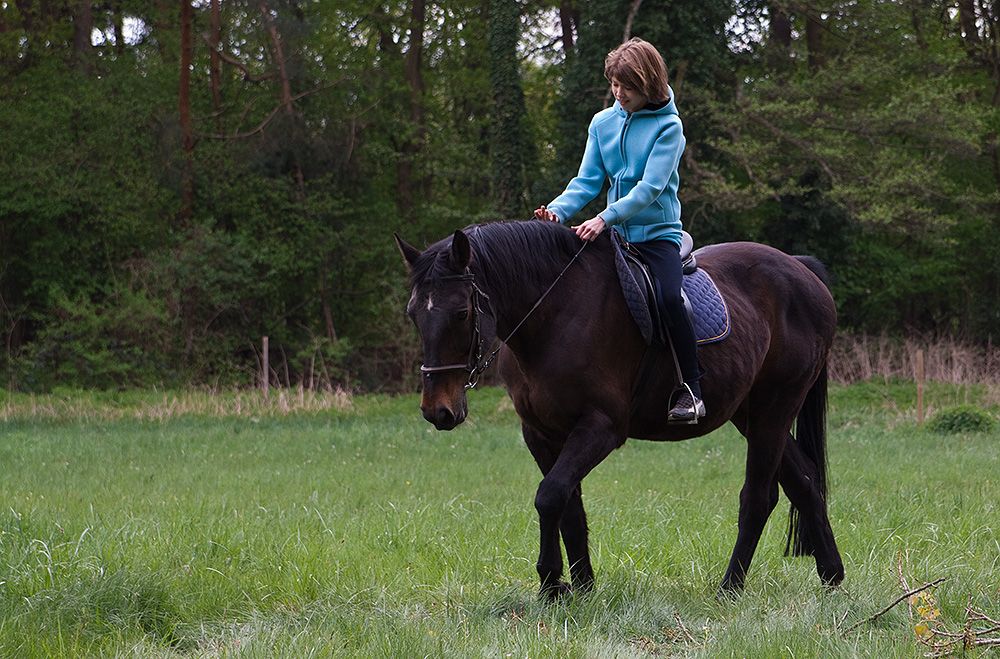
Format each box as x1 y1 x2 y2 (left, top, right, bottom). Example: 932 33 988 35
533 206 559 222
573 217 606 242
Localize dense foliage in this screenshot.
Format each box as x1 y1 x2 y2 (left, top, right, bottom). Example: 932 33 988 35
2 0 998 392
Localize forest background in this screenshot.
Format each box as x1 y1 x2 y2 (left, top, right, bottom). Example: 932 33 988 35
2 0 999 394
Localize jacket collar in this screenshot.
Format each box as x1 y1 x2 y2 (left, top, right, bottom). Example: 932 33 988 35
612 85 678 118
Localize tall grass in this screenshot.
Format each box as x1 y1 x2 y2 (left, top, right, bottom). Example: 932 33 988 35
830 333 1000 385
2 383 999 658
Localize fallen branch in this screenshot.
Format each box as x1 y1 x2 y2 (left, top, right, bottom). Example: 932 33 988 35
844 578 947 633
918 596 1000 657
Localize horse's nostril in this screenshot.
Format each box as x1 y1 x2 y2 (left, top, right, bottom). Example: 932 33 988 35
439 409 455 426
422 405 461 431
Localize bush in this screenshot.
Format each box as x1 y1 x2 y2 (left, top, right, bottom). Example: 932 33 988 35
927 405 997 434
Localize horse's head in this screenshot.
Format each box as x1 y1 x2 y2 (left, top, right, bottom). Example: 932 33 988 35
395 229 494 431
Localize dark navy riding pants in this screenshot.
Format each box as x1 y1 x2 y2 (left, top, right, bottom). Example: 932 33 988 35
631 239 705 385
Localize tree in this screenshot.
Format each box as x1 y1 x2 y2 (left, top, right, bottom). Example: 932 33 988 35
489 0 528 218
694 0 997 338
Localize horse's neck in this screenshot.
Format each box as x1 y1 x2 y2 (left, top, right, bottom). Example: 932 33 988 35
474 264 545 342
475 246 592 346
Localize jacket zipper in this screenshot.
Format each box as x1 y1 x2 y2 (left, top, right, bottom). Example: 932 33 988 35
616 113 631 203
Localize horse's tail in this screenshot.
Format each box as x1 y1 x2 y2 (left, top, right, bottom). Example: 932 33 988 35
795 254 831 288
784 362 829 557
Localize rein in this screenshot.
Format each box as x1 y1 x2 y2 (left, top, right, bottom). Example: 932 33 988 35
420 237 589 390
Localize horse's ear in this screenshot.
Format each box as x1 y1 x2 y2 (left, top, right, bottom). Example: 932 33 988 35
394 233 422 270
451 230 472 271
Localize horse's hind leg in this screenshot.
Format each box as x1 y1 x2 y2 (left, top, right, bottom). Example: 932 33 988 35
778 438 844 586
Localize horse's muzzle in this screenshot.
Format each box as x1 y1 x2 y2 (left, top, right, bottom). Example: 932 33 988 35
420 394 468 431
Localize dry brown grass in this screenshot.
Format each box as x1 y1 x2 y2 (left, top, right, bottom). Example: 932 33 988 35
5 334 998 423
829 333 1000 386
0 386 354 423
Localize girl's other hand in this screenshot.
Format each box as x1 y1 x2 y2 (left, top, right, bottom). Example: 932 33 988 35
533 206 559 222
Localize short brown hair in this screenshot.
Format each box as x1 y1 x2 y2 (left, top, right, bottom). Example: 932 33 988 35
604 38 670 104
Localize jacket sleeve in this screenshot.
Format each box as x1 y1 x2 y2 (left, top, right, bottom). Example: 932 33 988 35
601 116 684 226
545 116 607 223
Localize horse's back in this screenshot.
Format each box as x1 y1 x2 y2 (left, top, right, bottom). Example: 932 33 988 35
696 242 835 325
696 241 836 393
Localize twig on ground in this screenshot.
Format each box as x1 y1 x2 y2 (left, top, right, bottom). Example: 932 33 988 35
918 595 1000 657
674 612 696 644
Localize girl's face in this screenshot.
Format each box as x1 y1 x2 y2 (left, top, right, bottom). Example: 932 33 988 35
610 77 648 114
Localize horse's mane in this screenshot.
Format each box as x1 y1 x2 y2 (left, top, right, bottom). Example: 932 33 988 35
469 221 586 293
411 221 592 300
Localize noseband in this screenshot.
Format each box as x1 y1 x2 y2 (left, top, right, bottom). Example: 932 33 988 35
418 237 589 390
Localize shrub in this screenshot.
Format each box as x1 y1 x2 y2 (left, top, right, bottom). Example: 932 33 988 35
927 405 997 434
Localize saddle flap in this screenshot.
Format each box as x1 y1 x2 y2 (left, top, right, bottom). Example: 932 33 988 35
612 231 730 346
613 235 658 345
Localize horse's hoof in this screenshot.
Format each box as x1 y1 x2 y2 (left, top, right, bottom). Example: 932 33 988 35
715 579 745 601
820 563 845 588
539 580 573 602
574 576 595 595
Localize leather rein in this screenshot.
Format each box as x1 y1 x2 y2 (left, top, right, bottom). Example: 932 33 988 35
420 239 589 390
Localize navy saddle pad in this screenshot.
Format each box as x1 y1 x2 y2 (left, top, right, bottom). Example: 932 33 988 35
613 237 731 346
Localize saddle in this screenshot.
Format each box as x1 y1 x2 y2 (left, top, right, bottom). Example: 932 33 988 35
612 230 730 346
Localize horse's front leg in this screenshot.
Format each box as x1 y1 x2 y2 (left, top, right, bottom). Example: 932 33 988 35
718 424 785 594
523 412 621 600
561 484 595 593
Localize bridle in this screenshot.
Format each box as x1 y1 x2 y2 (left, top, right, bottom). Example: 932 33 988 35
419 238 588 390
418 273 493 389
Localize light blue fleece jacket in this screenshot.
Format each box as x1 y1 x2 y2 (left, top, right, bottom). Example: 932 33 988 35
546 88 685 246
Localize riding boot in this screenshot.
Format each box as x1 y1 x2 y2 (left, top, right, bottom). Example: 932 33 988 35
668 380 705 424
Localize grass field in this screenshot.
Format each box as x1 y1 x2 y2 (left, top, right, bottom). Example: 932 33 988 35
2 381 999 658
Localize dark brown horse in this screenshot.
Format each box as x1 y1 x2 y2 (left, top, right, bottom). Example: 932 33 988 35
395 220 843 599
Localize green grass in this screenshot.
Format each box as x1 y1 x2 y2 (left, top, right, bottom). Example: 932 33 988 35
1 382 999 657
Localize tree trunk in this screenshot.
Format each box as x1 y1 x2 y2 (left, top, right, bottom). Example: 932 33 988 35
991 79 1000 224
558 0 578 54
320 253 337 343
260 2 307 204
71 0 93 71
805 7 825 72
622 0 644 43
768 1 792 75
113 8 125 55
958 0 981 57
209 0 223 131
397 0 427 224
179 0 194 226
489 0 527 218
985 1 1000 223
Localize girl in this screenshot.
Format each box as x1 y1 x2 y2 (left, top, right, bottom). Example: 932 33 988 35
534 37 705 423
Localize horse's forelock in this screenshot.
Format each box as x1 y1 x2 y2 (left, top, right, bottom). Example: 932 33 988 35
408 236 458 287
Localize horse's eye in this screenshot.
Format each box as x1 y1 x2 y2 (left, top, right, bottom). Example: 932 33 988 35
455 310 469 322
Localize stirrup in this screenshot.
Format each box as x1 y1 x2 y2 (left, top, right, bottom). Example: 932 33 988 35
668 382 705 425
